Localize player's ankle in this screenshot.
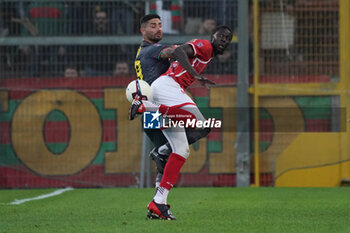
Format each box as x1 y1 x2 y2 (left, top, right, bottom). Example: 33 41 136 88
154 186 169 204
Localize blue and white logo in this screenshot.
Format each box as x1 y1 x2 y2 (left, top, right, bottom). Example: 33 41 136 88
143 110 162 129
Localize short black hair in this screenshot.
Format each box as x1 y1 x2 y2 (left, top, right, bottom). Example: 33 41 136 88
140 14 161 27
212 25 233 35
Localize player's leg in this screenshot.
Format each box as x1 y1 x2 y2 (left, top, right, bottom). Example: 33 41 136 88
179 104 211 143
143 128 169 187
140 103 209 178
149 78 208 193
147 128 210 188
129 75 193 177
144 76 191 220
131 116 209 188
130 76 211 176
143 128 169 169
143 129 168 148
129 76 210 219
129 75 197 120
149 105 210 170
158 127 189 192
147 101 210 175
147 126 188 220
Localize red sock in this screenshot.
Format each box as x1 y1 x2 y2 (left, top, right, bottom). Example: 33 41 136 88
160 153 186 190
159 105 196 122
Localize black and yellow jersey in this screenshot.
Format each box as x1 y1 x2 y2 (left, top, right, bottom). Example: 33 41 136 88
134 41 170 85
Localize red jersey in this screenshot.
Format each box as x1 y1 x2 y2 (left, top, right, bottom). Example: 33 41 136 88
163 39 214 89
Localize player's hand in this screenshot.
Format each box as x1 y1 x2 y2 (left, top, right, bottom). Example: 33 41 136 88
194 75 216 89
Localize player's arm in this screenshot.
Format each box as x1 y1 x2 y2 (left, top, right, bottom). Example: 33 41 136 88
158 46 177 59
172 44 215 87
158 44 193 60
172 44 198 76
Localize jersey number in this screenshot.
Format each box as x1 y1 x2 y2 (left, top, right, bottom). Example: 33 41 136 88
134 60 143 80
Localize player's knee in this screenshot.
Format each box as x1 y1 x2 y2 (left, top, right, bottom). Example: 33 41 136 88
176 144 190 159
172 142 190 159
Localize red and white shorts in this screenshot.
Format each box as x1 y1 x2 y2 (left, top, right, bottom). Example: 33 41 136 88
151 75 195 107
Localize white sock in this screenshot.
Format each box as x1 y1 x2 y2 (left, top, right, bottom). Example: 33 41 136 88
155 182 160 188
155 173 163 188
154 186 169 204
158 144 171 155
142 100 160 112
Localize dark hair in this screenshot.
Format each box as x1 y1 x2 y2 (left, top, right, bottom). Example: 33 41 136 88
140 14 161 27
212 25 233 35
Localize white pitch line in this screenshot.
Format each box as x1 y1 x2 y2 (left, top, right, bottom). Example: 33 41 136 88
10 187 74 205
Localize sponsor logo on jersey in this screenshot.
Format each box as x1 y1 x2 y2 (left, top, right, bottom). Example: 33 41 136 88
172 62 179 68
196 42 203 47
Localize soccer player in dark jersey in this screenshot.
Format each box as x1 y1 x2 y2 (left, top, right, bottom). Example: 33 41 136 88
135 14 214 187
134 14 172 187
135 14 170 85
131 25 233 220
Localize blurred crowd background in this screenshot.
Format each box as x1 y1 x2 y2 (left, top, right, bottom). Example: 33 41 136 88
0 0 338 79
0 0 240 78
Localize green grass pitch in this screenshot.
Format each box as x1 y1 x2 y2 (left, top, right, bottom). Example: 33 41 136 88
0 187 349 233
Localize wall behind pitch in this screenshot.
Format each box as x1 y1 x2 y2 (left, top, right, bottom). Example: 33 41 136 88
0 75 241 188
0 75 345 188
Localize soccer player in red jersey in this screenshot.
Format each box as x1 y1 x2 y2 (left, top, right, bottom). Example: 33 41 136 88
130 25 233 220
